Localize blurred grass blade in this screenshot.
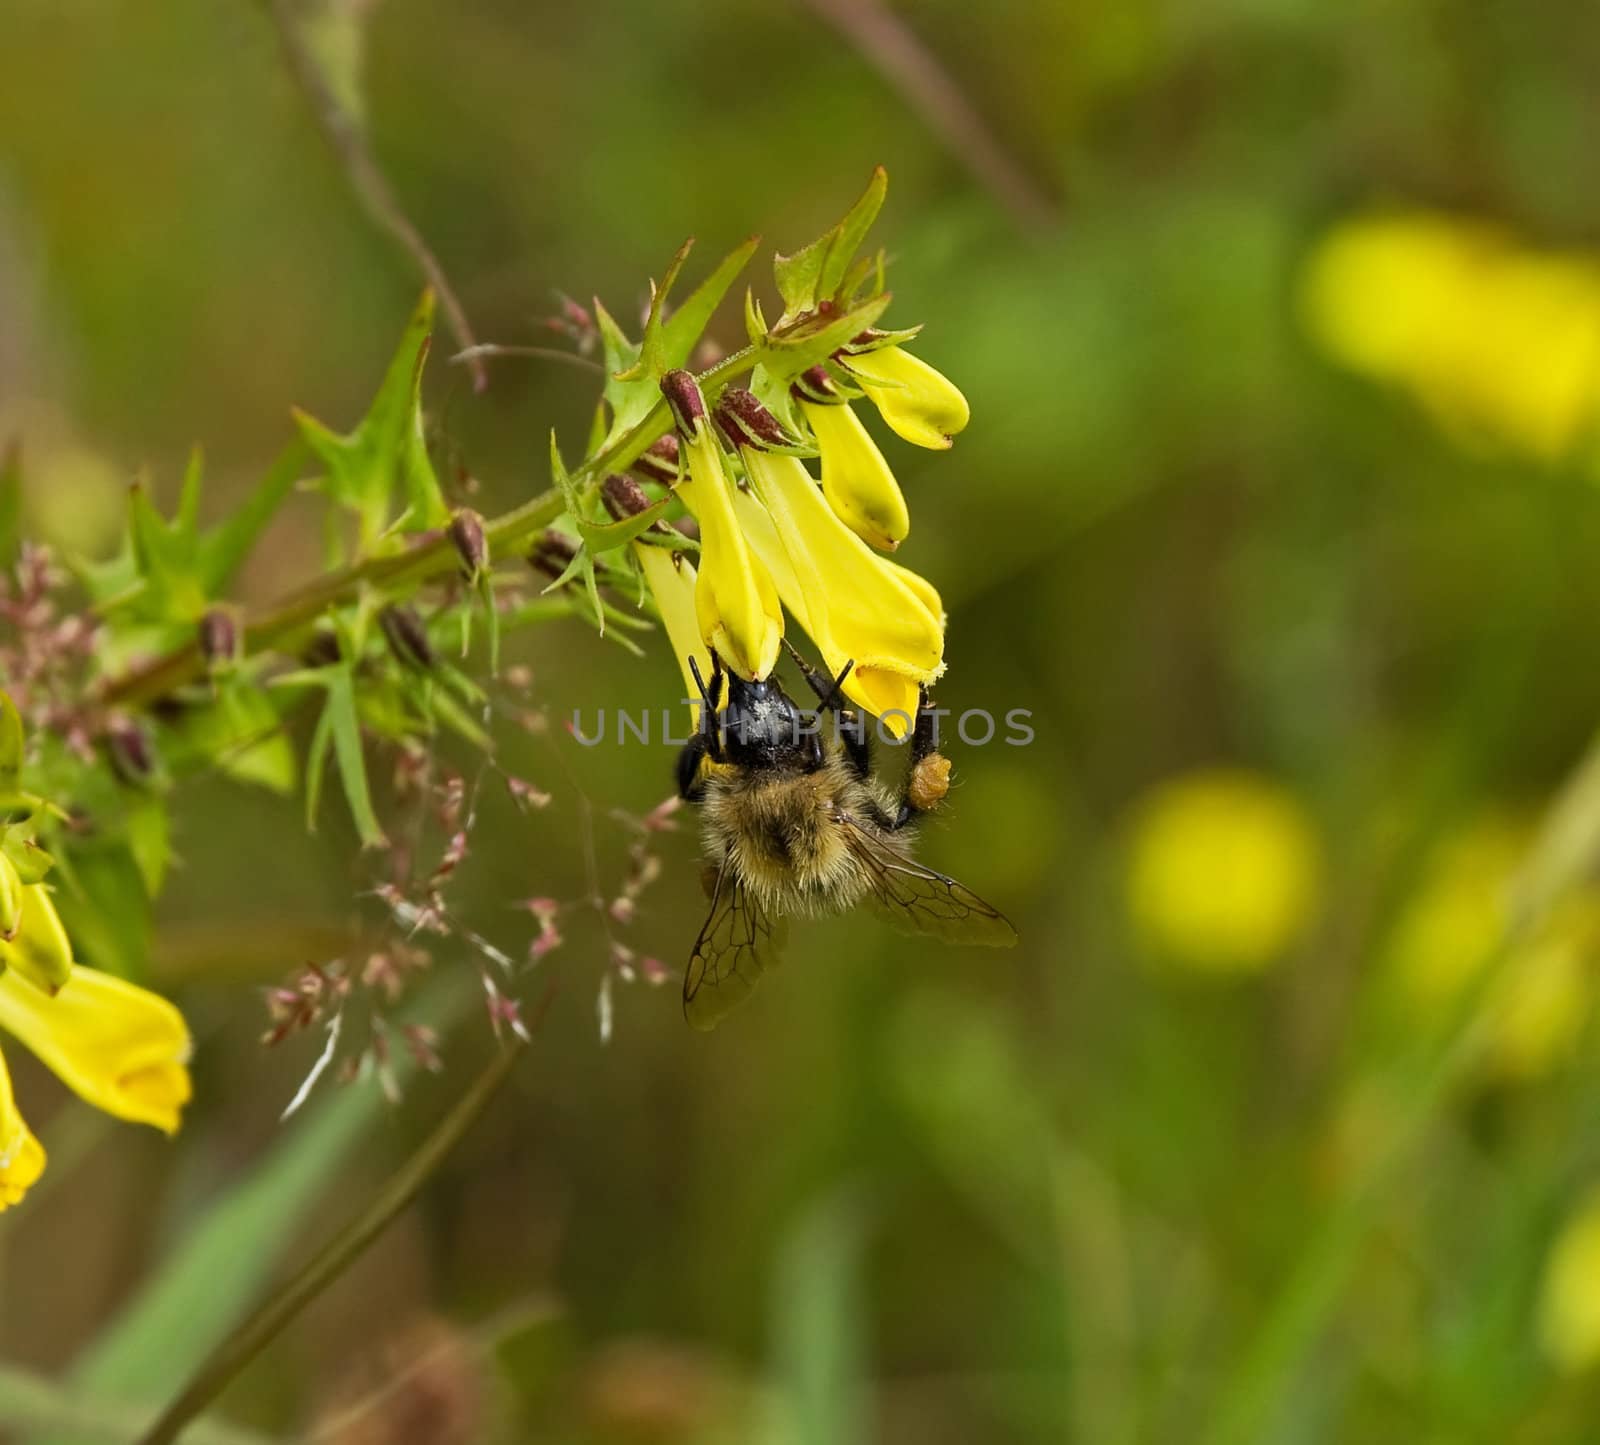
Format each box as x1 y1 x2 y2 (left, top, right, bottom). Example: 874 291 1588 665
134 1038 527 1445
32 1080 382 1445
770 1187 869 1445
0 1364 275 1445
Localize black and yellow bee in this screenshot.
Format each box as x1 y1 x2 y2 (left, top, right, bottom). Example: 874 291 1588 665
675 643 1016 1028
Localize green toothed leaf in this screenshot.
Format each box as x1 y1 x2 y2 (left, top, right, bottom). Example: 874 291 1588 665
775 167 888 320
295 291 448 553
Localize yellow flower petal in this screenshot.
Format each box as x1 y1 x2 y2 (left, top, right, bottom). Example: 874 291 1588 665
0 883 75 996
0 1044 45 1210
0 965 192 1134
674 427 782 681
840 346 971 450
635 542 714 725
1541 1187 1600 1373
799 399 909 551
736 451 944 736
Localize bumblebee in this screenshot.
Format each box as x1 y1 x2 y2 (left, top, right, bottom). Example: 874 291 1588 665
675 643 1017 1028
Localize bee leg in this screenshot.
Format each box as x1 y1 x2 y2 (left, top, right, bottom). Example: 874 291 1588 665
676 734 712 802
891 687 952 830
679 653 725 803
783 640 870 780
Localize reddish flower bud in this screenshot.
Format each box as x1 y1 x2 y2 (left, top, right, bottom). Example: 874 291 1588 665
379 604 435 670
448 508 489 578
631 433 680 486
197 607 240 670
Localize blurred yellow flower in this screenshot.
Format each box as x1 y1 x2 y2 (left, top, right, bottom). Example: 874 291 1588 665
1540 1187 1600 1373
1301 213 1600 464
0 902 192 1211
1387 810 1598 1082
1124 769 1322 975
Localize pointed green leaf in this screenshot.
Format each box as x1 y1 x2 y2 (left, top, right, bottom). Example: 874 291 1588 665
198 437 310 595
575 498 672 554
296 292 447 550
661 235 759 365
775 167 888 319
123 796 171 897
322 666 386 849
0 693 23 791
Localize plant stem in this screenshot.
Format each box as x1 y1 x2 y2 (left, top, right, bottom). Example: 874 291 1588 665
100 346 757 712
133 1038 527 1445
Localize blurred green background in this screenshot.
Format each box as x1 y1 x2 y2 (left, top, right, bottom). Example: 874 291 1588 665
8 0 1600 1441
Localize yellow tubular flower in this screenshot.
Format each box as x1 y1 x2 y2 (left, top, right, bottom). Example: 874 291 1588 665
838 345 971 450
635 543 714 724
661 371 783 681
0 1047 45 1212
0 853 22 940
732 446 943 735
0 883 75 995
0 965 192 1134
798 396 909 552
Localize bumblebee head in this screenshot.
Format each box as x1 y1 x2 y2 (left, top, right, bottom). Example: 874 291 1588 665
722 672 821 771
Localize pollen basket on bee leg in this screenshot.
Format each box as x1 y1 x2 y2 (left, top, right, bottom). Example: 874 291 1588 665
908 753 952 813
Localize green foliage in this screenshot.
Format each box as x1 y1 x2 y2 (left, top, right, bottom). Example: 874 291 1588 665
294 290 449 554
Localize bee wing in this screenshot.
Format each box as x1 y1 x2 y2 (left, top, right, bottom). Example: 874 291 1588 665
840 817 1018 947
682 859 790 1031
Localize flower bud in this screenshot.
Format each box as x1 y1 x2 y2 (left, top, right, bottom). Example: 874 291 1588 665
0 853 22 942
105 720 156 786
601 472 656 522
302 627 343 668
0 883 74 994
660 369 708 433
837 345 970 450
379 604 435 670
527 529 579 581
197 607 240 671
631 433 680 487
713 388 802 453
448 508 489 579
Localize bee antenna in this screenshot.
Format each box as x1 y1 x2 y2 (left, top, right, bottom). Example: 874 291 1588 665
688 654 722 712
821 658 854 711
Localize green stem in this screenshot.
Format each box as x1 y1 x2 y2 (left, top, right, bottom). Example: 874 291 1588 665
133 1039 526 1445
101 346 759 712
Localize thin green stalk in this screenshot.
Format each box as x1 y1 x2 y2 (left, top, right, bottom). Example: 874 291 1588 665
100 349 756 712
133 1038 527 1445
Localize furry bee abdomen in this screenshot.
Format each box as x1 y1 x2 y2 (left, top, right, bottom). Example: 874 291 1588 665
700 764 869 915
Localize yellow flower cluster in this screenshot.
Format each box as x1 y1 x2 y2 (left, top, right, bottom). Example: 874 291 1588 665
0 712 192 1211
1123 768 1323 976
1301 212 1600 464
639 341 967 734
